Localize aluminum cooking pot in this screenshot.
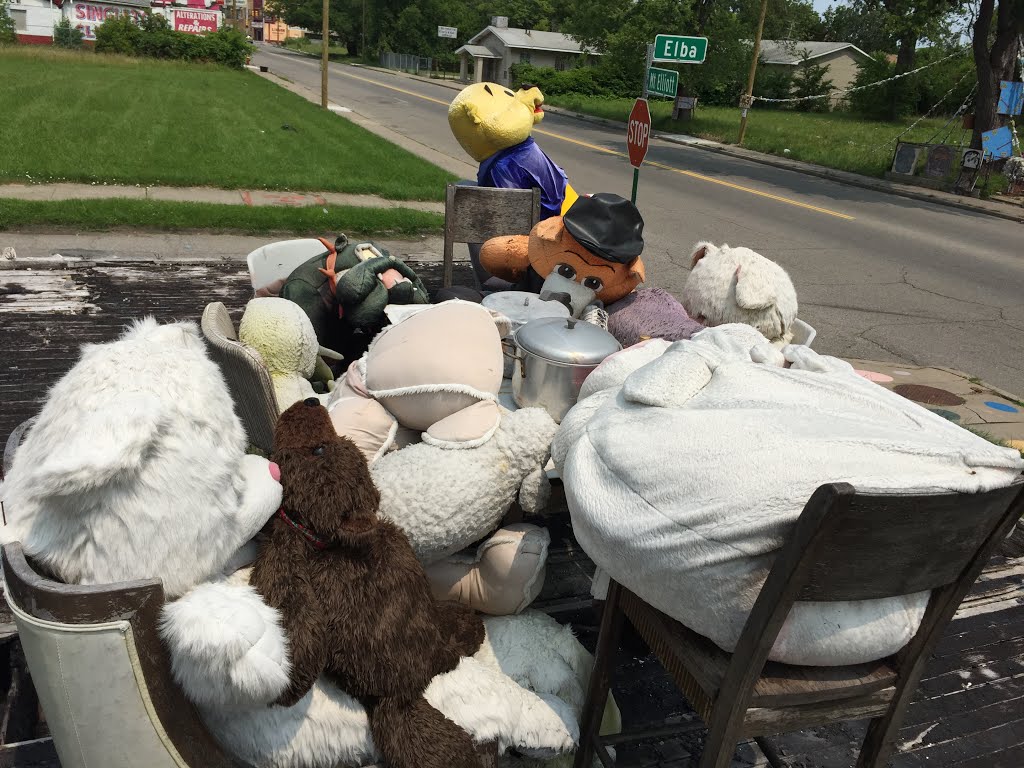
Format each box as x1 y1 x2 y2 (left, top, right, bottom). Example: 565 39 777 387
482 291 570 379
504 317 621 423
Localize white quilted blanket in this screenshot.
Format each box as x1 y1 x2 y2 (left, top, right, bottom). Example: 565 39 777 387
553 326 1024 666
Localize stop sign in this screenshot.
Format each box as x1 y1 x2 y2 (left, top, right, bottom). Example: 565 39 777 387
626 98 651 169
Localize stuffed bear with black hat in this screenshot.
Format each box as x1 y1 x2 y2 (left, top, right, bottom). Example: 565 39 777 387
478 192 646 318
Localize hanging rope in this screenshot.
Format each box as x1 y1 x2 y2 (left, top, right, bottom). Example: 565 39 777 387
752 48 967 105
922 80 977 145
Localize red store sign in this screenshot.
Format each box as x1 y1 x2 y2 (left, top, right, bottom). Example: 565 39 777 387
72 2 147 40
174 9 218 34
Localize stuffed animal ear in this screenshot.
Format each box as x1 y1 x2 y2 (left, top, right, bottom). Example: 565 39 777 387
733 264 777 311
628 256 646 285
459 101 483 125
29 393 165 496
533 216 565 244
689 241 715 268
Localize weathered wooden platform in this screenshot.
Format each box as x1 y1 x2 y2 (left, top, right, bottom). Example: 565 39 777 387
1 256 1022 767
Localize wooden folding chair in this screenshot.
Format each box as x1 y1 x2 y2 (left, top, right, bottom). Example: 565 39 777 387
442 184 541 288
574 479 1024 768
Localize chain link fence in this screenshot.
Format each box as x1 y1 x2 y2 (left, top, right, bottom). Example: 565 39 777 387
379 52 432 75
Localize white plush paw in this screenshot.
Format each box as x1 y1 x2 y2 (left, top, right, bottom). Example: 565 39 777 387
160 579 290 710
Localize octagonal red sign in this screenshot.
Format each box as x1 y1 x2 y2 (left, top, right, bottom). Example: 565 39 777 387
626 98 651 169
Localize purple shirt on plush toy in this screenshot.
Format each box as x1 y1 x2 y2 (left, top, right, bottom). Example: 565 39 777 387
477 137 568 220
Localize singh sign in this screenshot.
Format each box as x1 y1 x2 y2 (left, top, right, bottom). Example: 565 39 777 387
72 2 147 40
174 9 218 34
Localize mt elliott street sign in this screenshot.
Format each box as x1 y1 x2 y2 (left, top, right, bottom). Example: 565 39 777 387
646 66 679 99
653 34 708 64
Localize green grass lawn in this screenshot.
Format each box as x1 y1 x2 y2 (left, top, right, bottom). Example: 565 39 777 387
0 199 443 236
0 47 454 200
547 95 968 180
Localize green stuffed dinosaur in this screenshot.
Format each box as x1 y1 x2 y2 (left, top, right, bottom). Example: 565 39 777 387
280 237 430 360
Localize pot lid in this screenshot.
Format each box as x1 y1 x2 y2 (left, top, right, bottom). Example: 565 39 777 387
514 317 621 366
482 291 570 327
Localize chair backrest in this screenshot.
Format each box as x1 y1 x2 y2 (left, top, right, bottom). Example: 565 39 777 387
787 481 1024 603
1 542 248 768
246 238 329 294
200 302 278 456
729 479 1024 686
442 184 541 287
789 318 816 348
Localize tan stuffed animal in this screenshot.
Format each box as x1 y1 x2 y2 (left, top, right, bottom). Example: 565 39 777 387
326 300 558 616
681 241 798 347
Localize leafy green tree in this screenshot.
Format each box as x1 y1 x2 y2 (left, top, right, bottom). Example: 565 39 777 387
735 0 823 42
53 16 85 48
790 48 833 111
820 1 897 53
0 0 18 45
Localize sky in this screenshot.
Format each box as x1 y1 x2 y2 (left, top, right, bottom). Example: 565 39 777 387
811 0 839 12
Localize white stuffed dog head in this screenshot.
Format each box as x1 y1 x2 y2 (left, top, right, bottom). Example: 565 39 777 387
681 242 798 346
0 318 282 598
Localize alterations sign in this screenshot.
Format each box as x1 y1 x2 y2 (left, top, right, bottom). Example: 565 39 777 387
174 9 218 34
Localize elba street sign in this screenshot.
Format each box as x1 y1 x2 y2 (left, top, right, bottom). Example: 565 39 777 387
653 34 708 64
646 66 678 99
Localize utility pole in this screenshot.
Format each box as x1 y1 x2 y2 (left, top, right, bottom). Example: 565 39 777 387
737 0 769 146
320 0 329 108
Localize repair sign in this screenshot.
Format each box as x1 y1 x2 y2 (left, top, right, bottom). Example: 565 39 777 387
174 9 219 34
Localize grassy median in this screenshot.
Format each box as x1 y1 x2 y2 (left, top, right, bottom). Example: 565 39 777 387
0 48 454 200
0 199 444 236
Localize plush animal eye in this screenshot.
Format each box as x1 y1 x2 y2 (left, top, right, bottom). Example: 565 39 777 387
505 90 515 97
556 264 576 280
312 446 325 456
583 277 604 292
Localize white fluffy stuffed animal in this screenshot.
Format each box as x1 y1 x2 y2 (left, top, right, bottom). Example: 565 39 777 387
681 241 798 347
0 317 594 768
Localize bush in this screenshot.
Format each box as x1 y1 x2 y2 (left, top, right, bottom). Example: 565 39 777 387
754 66 794 109
53 17 85 48
791 51 833 112
1 0 20 44
94 13 253 68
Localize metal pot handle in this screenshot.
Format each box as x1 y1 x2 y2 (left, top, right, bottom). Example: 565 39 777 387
500 338 527 379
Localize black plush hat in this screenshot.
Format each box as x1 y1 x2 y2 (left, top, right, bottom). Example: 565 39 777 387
562 193 645 264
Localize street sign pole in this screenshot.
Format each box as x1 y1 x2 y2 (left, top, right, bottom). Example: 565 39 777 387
320 0 329 108
627 97 651 204
632 44 653 203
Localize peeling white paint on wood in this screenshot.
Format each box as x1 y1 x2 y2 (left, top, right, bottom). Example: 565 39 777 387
0 271 97 314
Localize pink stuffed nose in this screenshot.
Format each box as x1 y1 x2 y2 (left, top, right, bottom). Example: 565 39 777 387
268 462 281 482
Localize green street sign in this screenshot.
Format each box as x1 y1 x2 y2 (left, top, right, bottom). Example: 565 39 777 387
653 34 708 64
646 66 678 99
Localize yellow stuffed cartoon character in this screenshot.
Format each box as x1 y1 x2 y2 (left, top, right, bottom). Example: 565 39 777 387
448 82 570 220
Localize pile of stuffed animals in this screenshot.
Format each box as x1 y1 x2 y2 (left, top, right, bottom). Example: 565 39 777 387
0 80 820 768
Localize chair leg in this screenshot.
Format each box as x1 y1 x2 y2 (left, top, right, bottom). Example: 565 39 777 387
574 580 626 768
697 711 743 768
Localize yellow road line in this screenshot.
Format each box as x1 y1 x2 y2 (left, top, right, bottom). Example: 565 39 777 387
334 65 855 221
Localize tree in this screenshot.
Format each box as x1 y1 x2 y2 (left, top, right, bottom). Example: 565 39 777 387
968 0 1024 150
791 48 833 110
820 1 898 53
53 16 85 48
0 0 17 45
869 0 966 119
735 0 823 42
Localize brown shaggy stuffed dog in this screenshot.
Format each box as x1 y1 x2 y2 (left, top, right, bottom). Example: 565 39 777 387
251 397 489 768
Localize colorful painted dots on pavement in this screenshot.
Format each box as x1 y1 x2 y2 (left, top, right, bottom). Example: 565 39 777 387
929 409 962 422
854 370 894 383
984 401 1020 414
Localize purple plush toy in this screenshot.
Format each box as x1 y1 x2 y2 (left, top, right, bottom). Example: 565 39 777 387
607 287 705 348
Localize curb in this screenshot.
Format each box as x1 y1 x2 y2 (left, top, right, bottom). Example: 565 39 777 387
933 366 1024 407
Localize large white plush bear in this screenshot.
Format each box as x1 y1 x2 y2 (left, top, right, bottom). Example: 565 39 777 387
0 318 600 768
681 241 798 347
553 325 1024 667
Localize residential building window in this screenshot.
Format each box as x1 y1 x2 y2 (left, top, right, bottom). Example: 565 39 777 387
10 8 26 31
555 55 567 71
519 50 531 64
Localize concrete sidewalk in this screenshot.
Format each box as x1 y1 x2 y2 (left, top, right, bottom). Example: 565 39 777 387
0 182 445 214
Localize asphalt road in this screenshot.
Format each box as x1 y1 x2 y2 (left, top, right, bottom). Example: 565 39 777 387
254 46 1024 395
